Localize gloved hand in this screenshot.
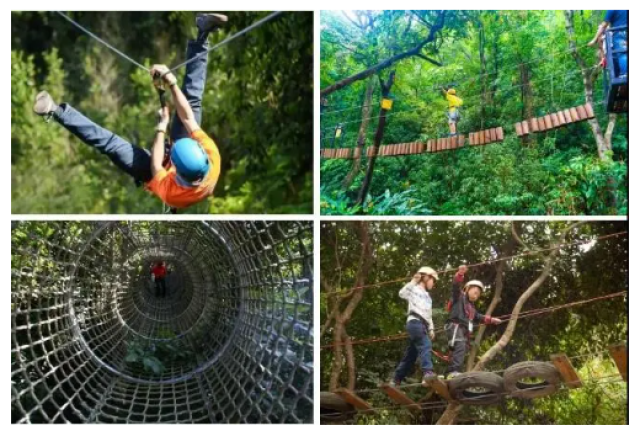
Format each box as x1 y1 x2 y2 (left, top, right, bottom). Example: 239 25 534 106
156 107 170 133
150 65 177 87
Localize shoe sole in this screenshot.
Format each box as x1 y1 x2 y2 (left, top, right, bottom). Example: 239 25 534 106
33 91 54 115
197 13 228 31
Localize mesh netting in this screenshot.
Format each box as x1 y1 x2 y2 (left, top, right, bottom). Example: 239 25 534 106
11 221 314 424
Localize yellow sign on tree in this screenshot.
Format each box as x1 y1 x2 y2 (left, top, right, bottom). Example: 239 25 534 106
381 98 393 110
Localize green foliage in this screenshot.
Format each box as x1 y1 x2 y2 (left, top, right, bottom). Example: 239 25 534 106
320 11 628 215
320 187 431 215
320 221 628 424
12 11 312 213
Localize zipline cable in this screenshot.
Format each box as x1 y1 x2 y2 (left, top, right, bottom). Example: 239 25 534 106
55 11 282 74
321 290 627 349
324 230 626 297
55 11 150 72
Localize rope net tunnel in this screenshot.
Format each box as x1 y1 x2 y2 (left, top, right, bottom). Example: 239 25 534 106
11 221 314 424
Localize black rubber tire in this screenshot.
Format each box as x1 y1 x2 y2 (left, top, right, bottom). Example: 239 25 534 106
503 361 561 399
447 372 505 405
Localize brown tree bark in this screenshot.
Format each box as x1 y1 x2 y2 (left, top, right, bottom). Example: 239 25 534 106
356 71 395 206
342 76 376 189
324 222 373 391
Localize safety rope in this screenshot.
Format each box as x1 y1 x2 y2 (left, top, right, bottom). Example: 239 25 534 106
55 11 282 73
321 290 626 349
324 230 626 297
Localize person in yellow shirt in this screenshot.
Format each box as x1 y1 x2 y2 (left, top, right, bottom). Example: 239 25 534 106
442 87 463 136
33 13 226 210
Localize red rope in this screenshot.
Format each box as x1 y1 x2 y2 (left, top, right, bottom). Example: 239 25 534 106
320 290 627 349
324 231 627 297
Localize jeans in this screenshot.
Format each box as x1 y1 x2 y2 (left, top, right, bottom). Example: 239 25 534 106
55 40 209 183
445 322 468 374
612 32 628 77
155 277 167 297
393 319 433 382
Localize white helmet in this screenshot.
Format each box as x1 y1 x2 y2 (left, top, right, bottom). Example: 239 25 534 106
464 279 485 293
417 266 439 281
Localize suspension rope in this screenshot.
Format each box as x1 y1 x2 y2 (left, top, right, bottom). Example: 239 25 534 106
324 230 627 297
55 11 150 72
321 290 626 349
321 42 593 117
55 11 282 74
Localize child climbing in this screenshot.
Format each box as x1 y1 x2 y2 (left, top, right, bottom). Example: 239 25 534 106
32 13 227 210
151 261 167 298
445 265 502 379
442 86 463 136
588 10 628 77
391 267 439 387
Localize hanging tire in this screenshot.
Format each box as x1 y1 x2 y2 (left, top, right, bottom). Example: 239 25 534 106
503 361 561 399
447 372 505 405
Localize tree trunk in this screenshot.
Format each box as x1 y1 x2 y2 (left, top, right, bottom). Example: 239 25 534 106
342 76 376 189
356 71 395 207
478 21 487 129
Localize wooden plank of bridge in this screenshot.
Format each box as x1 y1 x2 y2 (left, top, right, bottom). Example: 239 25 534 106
458 135 465 148
551 113 560 128
353 148 361 159
530 117 539 133
427 139 434 153
334 388 375 414
497 127 504 141
576 105 588 120
424 378 453 401
480 130 486 145
515 122 523 137
569 107 580 123
608 344 627 381
544 115 553 130
584 103 595 119
550 353 583 389
490 128 497 143
557 110 567 125
379 383 422 413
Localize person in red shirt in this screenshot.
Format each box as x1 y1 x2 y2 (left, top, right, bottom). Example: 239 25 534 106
151 261 167 298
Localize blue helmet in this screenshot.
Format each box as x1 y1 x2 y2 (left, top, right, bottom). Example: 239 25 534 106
170 138 209 183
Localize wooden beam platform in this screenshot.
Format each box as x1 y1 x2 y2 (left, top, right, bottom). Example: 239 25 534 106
379 383 422 413
608 344 627 381
550 353 583 389
515 103 596 137
334 388 375 414
423 377 452 401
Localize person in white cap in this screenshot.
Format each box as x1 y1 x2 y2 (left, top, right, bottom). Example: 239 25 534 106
391 267 439 386
445 265 502 379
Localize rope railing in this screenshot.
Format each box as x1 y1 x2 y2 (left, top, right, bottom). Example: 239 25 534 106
323 230 627 297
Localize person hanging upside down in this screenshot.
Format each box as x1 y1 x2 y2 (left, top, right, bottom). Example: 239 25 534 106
391 267 439 387
32 13 227 210
445 265 502 379
442 86 463 136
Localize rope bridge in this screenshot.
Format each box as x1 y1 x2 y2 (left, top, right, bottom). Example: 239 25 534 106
11 221 313 423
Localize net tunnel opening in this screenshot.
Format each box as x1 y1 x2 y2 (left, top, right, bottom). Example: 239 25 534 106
11 221 314 424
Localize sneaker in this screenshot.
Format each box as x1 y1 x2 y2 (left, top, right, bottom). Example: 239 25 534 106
446 371 462 380
33 91 58 122
196 13 228 34
421 371 437 386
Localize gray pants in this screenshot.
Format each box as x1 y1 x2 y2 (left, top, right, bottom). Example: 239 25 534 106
445 322 468 374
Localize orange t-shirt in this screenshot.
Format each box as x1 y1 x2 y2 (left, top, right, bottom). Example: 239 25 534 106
145 130 221 209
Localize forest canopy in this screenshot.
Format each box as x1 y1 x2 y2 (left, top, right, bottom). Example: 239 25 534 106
320 220 628 424
12 11 313 214
320 11 627 216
